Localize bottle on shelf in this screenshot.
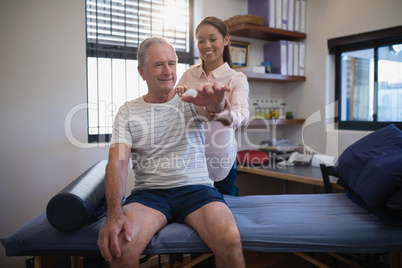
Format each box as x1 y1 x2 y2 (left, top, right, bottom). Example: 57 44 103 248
269 100 274 119
274 100 279 119
264 100 270 119
261 61 271 73
254 101 263 119
279 103 286 119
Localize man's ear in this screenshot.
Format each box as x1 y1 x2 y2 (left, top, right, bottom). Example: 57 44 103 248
138 65 146 81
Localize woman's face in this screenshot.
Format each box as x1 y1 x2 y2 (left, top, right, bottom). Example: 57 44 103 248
196 24 229 67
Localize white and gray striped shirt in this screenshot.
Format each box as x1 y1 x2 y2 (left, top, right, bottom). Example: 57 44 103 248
111 89 213 191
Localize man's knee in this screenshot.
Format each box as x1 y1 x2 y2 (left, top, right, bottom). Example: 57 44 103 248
211 220 242 253
225 225 242 247
109 231 144 267
214 225 245 268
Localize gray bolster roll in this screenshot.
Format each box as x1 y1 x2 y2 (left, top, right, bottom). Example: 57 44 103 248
46 160 107 232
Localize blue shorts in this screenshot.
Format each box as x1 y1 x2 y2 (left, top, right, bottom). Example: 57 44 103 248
123 185 226 223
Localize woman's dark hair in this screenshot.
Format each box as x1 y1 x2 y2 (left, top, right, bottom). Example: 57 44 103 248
195 16 234 68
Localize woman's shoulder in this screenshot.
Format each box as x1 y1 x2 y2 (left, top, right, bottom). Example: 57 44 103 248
225 64 244 74
178 65 202 85
183 64 202 75
225 67 248 83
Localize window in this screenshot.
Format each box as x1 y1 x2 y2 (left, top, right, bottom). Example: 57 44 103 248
328 26 402 131
86 0 194 143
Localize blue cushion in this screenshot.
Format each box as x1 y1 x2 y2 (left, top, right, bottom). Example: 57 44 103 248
46 161 107 232
333 124 402 211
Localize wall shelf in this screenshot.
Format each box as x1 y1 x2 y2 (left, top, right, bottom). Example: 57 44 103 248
228 22 307 133
228 23 306 41
245 119 306 127
244 72 306 82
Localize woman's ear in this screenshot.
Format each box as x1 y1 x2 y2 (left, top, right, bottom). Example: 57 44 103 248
224 34 230 46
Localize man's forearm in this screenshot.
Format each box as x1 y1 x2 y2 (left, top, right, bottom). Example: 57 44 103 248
104 162 128 218
181 83 230 115
205 99 225 114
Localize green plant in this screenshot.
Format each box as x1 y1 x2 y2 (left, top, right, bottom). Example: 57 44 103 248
285 111 293 119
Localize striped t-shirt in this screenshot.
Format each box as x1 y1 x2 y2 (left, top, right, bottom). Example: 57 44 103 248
110 89 213 191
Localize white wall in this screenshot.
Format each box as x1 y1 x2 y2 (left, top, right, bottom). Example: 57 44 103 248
293 0 402 157
0 1 109 267
199 0 402 156
1 0 401 267
233 0 402 157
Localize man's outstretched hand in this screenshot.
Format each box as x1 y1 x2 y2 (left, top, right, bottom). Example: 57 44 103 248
180 82 230 113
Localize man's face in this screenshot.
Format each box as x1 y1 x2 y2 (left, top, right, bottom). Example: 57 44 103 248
139 43 177 94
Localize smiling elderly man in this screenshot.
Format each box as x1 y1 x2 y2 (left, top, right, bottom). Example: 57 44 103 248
97 36 245 268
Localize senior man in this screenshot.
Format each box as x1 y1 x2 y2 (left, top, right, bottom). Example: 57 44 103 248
97 37 245 268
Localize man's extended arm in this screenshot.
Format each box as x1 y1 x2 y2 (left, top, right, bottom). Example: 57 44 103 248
176 83 233 126
98 143 132 262
180 82 230 117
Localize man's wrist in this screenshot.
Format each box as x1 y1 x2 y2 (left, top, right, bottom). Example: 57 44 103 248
203 106 215 121
204 102 224 114
222 113 233 126
204 106 233 126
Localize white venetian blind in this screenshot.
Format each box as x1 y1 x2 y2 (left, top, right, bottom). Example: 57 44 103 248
85 0 193 143
86 0 191 57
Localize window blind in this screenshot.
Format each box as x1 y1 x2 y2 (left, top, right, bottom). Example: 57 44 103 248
85 0 193 143
86 0 193 61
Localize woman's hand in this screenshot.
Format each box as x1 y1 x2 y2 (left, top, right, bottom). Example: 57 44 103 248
175 85 189 97
206 96 233 126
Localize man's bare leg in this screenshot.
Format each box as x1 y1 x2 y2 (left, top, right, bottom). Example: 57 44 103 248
109 203 168 268
184 201 245 268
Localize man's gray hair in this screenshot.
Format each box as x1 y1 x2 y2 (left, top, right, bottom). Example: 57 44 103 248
137 37 178 68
